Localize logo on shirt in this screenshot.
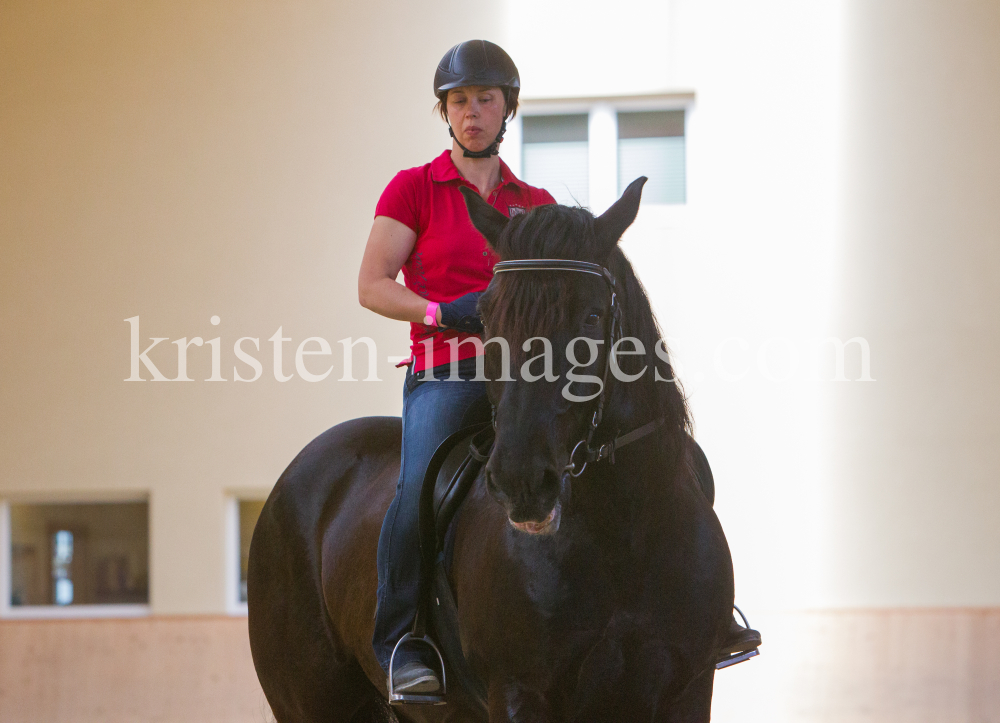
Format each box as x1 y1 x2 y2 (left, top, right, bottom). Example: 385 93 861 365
507 205 527 217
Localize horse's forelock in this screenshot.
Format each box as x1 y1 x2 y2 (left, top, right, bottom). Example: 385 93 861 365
483 205 599 362
482 273 573 366
498 205 600 262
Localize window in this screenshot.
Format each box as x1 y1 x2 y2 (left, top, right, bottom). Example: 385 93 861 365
522 114 590 206
3 500 149 614
226 496 266 613
617 110 686 204
237 499 264 604
513 94 691 212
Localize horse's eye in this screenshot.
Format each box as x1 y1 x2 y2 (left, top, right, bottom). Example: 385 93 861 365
585 313 602 327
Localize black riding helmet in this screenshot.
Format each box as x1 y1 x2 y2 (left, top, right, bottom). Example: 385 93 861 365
434 40 520 158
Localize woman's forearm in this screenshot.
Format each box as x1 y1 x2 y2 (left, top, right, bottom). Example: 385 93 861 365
359 277 436 325
358 216 437 325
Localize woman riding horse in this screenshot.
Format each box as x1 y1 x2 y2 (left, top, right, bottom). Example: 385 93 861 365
247 39 760 722
357 40 555 695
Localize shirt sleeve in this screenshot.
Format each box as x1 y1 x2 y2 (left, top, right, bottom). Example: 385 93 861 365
374 170 421 233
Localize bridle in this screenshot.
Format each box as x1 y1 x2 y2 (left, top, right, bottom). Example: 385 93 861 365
491 258 664 478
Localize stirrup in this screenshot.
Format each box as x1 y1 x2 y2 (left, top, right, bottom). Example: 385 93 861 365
715 605 761 670
387 632 448 706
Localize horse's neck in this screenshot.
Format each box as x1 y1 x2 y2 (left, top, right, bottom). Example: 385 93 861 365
597 381 679 488
573 430 680 539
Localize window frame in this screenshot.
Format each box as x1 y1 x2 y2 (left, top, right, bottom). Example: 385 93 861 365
0 493 152 620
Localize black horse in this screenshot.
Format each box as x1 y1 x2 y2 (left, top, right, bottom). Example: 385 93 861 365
248 179 736 722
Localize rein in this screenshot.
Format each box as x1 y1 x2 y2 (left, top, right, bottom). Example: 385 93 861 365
492 258 664 477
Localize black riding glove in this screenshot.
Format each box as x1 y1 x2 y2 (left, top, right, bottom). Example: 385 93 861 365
438 292 484 334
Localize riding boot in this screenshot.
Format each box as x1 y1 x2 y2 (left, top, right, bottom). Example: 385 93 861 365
387 639 447 704
392 661 441 694
716 606 761 668
720 619 761 656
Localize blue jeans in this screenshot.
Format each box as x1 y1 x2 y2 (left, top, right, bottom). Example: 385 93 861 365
373 357 488 673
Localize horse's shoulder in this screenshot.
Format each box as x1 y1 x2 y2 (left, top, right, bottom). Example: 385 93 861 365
683 434 715 507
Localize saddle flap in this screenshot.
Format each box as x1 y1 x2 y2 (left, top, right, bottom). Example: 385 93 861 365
417 422 493 573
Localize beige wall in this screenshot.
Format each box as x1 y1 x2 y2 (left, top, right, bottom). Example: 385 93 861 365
822 0 1000 606
610 0 1000 611
0 0 499 615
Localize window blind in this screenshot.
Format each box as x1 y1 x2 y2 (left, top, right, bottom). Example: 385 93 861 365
522 114 590 207
618 110 686 204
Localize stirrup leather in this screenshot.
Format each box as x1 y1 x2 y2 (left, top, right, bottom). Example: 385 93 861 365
387 632 448 706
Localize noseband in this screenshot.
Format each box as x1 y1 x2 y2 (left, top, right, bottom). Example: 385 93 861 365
492 259 663 477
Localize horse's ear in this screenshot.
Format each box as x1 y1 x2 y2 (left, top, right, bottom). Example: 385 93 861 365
460 185 509 251
594 177 646 258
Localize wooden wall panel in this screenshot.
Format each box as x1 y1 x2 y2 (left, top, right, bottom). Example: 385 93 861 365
0 616 268 723
0 610 998 722
712 609 1000 722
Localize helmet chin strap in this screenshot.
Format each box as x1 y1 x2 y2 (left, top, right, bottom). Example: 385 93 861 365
449 119 507 159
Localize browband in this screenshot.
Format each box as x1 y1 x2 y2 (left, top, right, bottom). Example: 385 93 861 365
493 259 617 289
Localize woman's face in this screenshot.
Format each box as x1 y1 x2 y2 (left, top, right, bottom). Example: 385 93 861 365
446 86 506 153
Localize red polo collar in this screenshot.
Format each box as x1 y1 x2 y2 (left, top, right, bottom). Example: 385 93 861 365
429 150 528 192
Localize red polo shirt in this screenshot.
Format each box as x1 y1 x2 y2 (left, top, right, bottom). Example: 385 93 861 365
375 150 556 372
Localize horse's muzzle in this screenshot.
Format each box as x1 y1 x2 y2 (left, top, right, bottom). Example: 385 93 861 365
485 465 565 535
508 500 562 535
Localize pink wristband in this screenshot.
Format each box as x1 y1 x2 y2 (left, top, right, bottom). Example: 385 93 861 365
424 301 439 327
